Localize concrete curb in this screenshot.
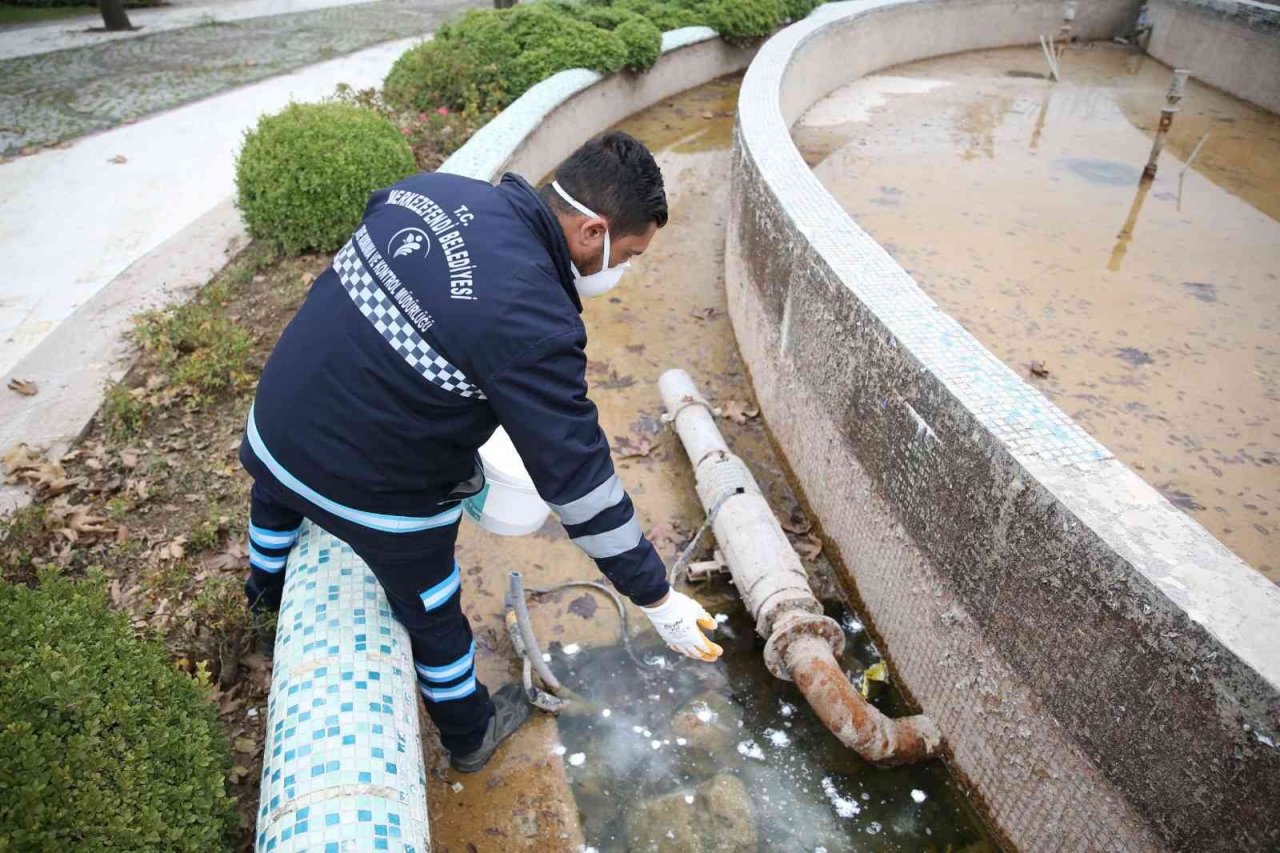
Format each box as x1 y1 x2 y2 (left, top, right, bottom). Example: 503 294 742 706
0 200 246 513
727 0 1280 849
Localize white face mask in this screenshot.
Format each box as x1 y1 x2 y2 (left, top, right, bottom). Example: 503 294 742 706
553 180 632 298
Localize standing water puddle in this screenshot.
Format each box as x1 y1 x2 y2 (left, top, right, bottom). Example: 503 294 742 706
549 596 993 851
792 44 1280 581
518 75 998 853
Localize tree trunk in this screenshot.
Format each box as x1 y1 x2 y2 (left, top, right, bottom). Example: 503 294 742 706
98 0 134 31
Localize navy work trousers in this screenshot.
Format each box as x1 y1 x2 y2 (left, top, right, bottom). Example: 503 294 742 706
244 472 493 756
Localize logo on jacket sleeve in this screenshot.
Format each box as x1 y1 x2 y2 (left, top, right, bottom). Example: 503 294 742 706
389 227 429 259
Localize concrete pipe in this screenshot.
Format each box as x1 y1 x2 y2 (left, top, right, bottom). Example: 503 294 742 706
658 368 941 765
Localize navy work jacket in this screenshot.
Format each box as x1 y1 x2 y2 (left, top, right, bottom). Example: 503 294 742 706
241 171 669 606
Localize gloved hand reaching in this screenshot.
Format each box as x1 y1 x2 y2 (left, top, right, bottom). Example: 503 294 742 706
640 591 723 662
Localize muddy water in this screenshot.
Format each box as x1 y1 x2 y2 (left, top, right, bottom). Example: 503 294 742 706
427 76 998 850
793 44 1280 582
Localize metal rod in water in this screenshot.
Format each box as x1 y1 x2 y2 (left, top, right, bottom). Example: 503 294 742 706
1177 131 1211 211
1142 69 1191 181
1039 35 1061 81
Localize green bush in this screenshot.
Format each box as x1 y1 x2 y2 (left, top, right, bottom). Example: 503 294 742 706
235 102 416 254
384 11 518 115
0 571 235 850
614 16 663 71
782 0 822 20
613 0 708 30
705 0 784 41
507 3 629 90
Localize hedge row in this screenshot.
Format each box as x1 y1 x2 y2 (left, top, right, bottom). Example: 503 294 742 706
236 0 826 254
0 571 236 850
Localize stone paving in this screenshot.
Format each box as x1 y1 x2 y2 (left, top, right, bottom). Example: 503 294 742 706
0 0 480 155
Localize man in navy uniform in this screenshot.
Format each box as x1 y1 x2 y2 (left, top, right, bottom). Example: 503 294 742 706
240 132 722 772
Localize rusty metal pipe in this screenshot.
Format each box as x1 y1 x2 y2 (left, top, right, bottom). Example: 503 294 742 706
784 634 940 765
659 368 941 765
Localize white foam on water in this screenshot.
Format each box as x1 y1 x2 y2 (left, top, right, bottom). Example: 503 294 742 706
764 728 792 748
779 701 796 718
911 789 927 803
737 740 766 761
564 643 581 655
821 777 862 819
552 743 567 756
568 752 586 767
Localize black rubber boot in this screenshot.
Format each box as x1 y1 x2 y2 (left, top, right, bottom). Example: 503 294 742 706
252 609 278 660
449 683 532 773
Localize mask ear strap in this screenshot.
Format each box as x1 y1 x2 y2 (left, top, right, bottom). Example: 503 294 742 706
552 181 599 219
554 180 613 272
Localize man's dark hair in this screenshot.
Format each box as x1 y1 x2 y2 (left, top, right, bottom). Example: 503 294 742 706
542 131 668 236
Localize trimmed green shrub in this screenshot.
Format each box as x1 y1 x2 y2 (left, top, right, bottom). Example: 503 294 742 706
614 16 663 70
705 0 784 41
782 0 822 20
384 11 518 115
0 571 235 850
613 0 708 30
506 4 629 92
235 102 416 254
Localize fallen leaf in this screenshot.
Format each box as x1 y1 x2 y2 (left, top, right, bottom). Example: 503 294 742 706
1029 360 1051 378
625 344 646 354
7 378 38 396
720 399 759 424
586 359 610 375
690 306 723 321
567 594 598 620
597 370 636 390
232 736 257 754
229 764 252 783
793 532 823 562
648 520 687 556
156 535 186 561
776 509 812 535
119 448 140 469
108 154 127 164
613 435 653 459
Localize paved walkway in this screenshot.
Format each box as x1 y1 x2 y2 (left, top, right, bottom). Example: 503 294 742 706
0 27 446 376
0 0 385 61
0 0 478 155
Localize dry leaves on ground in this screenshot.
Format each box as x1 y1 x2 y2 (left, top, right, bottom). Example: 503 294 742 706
596 370 636 390
776 508 812 535
7 378 38 396
720 399 759 425
1029 360 1051 378
614 434 653 459
690 306 723 321
648 519 688 556
2 444 81 498
792 532 823 562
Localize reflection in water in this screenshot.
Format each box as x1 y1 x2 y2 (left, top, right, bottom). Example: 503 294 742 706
1108 177 1152 271
793 43 1280 581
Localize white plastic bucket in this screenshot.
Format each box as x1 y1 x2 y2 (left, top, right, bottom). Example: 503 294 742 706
462 427 551 536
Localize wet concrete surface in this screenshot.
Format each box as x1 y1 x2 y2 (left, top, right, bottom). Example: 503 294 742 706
427 76 995 850
793 43 1280 582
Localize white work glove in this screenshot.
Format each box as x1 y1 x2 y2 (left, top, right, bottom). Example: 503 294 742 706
640 591 723 662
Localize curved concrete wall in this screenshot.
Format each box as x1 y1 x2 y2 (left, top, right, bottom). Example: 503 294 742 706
257 29 754 853
1147 0 1280 112
727 1 1280 850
